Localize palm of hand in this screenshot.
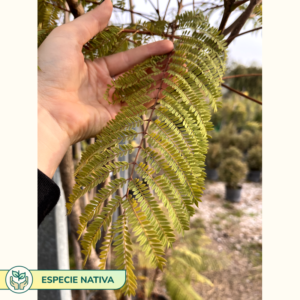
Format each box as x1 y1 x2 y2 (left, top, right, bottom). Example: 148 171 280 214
37 1 173 178
38 0 173 144
38 31 122 144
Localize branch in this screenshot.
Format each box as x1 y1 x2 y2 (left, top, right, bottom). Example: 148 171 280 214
223 73 261 79
112 5 154 21
184 0 248 10
126 38 138 45
232 0 250 10
177 0 184 15
226 26 262 44
218 0 236 33
45 1 70 12
128 0 135 23
85 1 154 21
121 28 181 40
163 0 171 20
223 0 262 36
203 4 224 12
66 0 84 18
149 0 160 18
183 1 221 7
221 83 262 105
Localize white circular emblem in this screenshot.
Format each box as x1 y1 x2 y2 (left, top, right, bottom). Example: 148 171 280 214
5 266 33 293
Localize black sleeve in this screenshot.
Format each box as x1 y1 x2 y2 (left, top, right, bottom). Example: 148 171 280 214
38 169 61 227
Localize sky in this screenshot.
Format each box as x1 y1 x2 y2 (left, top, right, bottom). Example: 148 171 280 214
110 0 262 67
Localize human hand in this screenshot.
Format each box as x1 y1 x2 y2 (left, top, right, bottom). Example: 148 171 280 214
19 276 28 290
38 0 173 178
10 276 19 290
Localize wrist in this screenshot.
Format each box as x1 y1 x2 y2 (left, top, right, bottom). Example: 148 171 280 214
38 103 70 178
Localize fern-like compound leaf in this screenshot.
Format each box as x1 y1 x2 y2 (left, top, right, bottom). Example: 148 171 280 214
66 10 227 296
112 215 137 296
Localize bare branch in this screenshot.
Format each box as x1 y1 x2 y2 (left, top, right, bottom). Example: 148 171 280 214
66 0 84 18
184 0 248 10
223 0 262 36
203 4 224 12
232 0 250 10
177 0 184 15
148 0 157 11
113 7 154 22
129 0 135 24
221 83 262 105
149 0 160 18
121 28 181 40
85 1 155 21
163 0 172 20
223 73 261 79
45 1 70 12
218 0 236 33
226 26 262 44
126 38 138 45
184 1 220 7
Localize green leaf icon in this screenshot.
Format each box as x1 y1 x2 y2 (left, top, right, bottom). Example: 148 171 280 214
19 273 26 280
12 271 19 278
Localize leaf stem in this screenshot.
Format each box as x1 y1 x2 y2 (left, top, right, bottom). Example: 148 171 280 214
125 51 174 199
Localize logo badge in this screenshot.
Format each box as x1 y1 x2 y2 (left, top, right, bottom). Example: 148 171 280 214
5 266 33 293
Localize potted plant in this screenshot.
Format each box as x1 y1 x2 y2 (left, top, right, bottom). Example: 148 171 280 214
243 121 261 133
240 130 253 153
230 102 247 131
249 131 262 148
246 145 262 182
230 134 246 152
206 143 222 180
218 157 248 202
219 124 237 149
209 130 220 144
222 146 243 161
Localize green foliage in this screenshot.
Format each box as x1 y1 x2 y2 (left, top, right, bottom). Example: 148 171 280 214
218 158 248 189
247 145 262 171
219 125 257 153
38 3 228 296
61 11 227 296
209 130 220 143
225 63 262 98
132 220 226 300
229 102 247 128
253 4 263 26
244 121 261 133
222 146 243 161
206 143 222 169
240 130 254 151
247 130 263 150
229 134 246 152
219 123 237 148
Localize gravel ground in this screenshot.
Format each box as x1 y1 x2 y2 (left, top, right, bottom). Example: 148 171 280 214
193 181 262 300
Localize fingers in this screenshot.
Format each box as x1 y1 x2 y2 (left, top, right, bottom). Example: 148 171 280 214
66 0 113 45
102 40 174 77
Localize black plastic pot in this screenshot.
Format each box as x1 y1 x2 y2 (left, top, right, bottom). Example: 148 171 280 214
206 168 218 181
225 186 242 203
247 170 261 182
